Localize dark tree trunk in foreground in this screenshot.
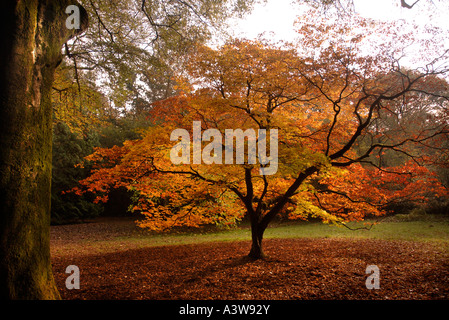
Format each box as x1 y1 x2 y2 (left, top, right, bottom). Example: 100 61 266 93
0 0 87 299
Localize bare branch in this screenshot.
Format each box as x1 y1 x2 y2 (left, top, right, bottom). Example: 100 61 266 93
401 0 421 9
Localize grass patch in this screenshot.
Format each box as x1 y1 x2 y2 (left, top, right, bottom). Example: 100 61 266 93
266 219 449 244
119 216 449 248
51 215 449 257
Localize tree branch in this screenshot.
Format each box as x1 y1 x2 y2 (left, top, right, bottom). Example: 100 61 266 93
401 0 420 9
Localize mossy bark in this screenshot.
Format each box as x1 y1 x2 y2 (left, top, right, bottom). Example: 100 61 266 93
0 0 87 299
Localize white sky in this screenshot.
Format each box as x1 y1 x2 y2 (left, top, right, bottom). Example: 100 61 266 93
229 0 449 42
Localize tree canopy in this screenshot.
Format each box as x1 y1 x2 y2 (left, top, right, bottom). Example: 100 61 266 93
56 0 262 118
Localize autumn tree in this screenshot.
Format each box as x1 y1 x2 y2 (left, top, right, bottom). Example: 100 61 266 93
75 13 449 259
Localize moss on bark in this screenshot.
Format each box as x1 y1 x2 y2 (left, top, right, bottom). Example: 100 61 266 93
0 0 87 299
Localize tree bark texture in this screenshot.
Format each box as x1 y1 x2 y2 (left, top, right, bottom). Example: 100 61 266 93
248 221 266 260
0 0 86 299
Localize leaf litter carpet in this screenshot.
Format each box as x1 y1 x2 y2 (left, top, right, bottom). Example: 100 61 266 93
51 219 449 300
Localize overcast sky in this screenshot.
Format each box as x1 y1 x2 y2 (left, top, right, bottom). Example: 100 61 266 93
228 0 449 42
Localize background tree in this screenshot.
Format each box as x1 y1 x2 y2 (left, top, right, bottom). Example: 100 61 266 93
61 0 263 115
51 60 143 223
51 122 103 224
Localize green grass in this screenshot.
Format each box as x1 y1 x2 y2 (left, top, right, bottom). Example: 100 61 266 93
117 216 449 249
53 215 449 258
266 219 449 243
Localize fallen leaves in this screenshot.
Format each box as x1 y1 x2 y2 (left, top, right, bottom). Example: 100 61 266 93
51 235 449 300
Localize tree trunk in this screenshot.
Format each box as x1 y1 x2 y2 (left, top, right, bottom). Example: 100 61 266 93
246 167 320 259
0 0 86 299
248 220 267 260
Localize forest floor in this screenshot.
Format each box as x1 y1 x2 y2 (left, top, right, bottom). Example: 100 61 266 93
50 217 449 300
